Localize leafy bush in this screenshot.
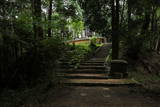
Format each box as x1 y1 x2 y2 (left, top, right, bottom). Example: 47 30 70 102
16 37 64 87
72 44 91 62
61 43 92 68
0 36 64 89
121 34 149 60
67 41 102 68
89 36 97 47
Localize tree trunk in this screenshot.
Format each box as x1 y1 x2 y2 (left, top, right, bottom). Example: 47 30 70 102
151 6 158 50
48 0 53 37
153 19 158 49
127 0 131 31
112 0 120 59
157 39 160 54
141 12 151 35
111 0 116 59
31 0 43 40
120 0 126 27
155 36 160 51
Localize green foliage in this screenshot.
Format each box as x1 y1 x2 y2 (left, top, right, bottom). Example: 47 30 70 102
0 35 64 88
90 36 97 45
38 37 64 69
0 0 85 90
1 0 160 91
62 42 92 68
129 64 160 94
122 34 147 59
156 8 160 17
69 20 84 39
71 46 90 67
118 0 160 59
78 0 110 36
89 36 99 50
72 43 91 62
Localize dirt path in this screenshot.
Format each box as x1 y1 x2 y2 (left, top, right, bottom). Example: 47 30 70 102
44 86 159 107
23 86 160 107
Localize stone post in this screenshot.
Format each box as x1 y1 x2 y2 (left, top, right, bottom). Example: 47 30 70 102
110 60 128 78
103 37 107 43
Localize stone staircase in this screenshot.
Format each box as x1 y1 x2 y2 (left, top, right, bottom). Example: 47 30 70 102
57 44 137 87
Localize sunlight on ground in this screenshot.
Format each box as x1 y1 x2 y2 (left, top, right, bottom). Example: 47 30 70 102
103 88 110 91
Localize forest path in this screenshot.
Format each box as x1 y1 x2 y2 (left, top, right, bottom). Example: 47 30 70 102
47 86 159 107
24 43 160 107
60 43 135 87
46 43 159 107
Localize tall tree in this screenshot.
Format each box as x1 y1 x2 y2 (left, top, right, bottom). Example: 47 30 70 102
120 0 126 27
112 0 120 59
48 0 53 37
31 0 43 40
127 0 131 31
78 0 110 37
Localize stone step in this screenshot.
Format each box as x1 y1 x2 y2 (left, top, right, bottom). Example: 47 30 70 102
57 73 108 79
86 61 105 63
90 58 105 61
59 59 70 62
80 63 104 66
75 69 106 74
57 68 74 72
63 79 138 87
58 62 72 65
60 65 75 69
78 65 105 69
58 69 106 74
89 59 105 61
56 69 75 74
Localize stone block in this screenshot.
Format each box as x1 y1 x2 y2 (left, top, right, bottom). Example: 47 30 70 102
110 60 128 78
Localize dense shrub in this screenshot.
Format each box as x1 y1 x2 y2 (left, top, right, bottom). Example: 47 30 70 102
71 44 91 64
121 33 150 60
0 36 64 89
60 42 93 68
90 36 97 46
89 36 98 50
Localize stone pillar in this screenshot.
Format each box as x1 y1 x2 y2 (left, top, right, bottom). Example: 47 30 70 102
110 60 128 78
103 37 107 43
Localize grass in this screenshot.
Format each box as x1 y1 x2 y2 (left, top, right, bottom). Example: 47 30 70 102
96 43 103 47
75 42 90 50
75 42 103 48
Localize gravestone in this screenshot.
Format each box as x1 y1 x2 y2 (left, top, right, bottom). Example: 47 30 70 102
110 60 128 79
